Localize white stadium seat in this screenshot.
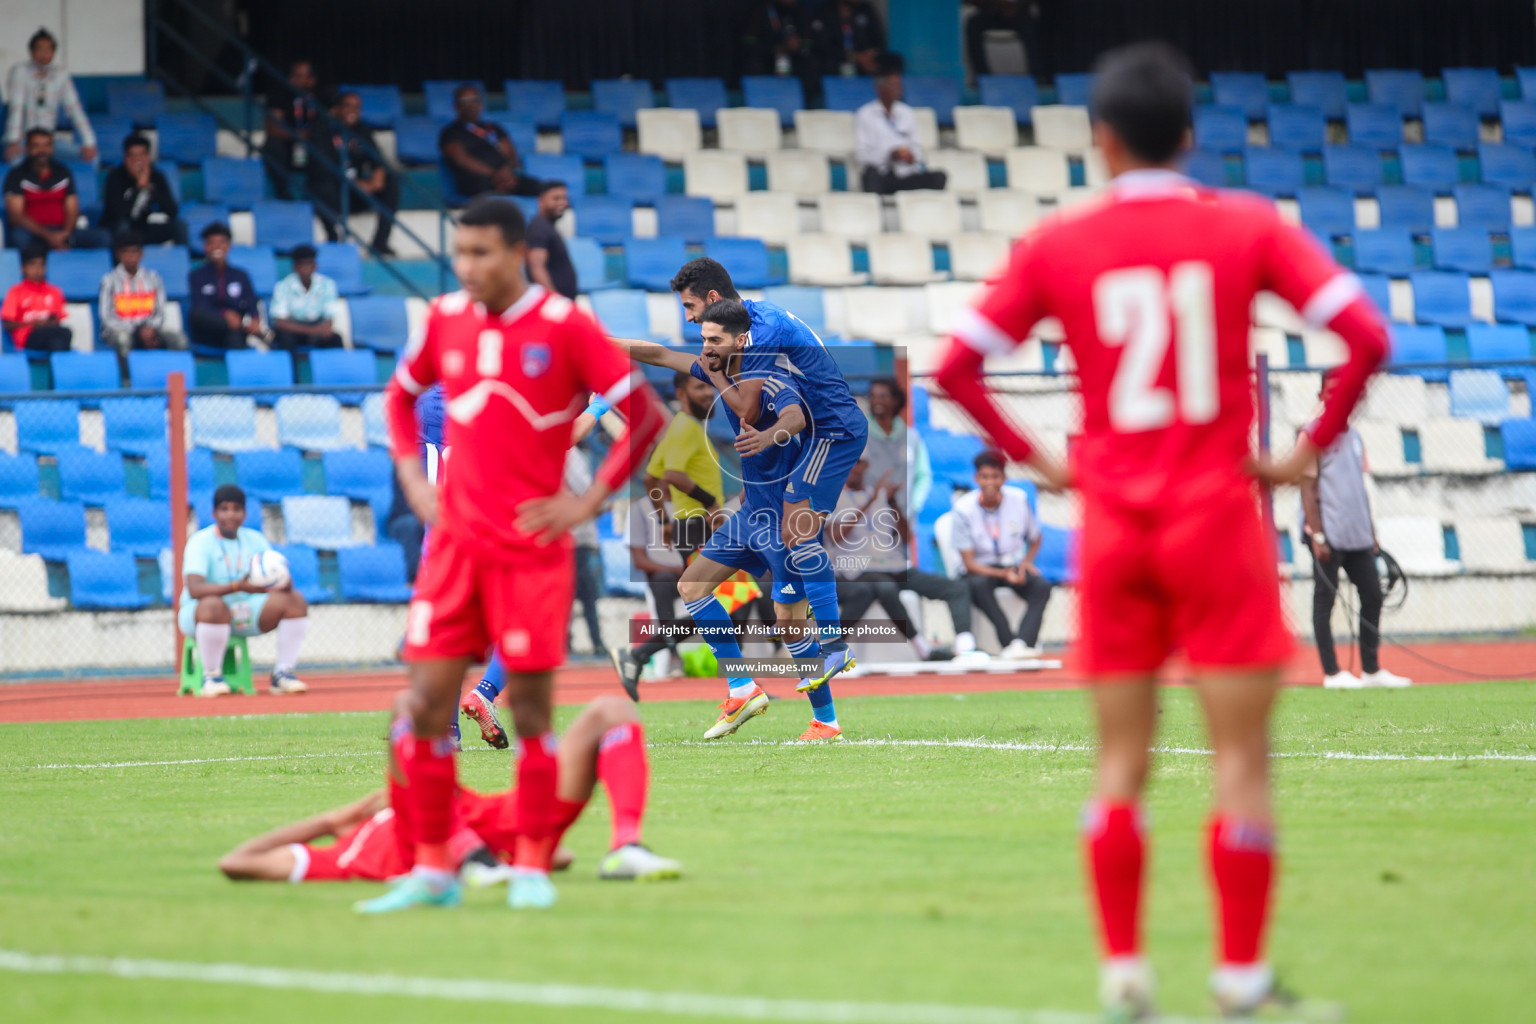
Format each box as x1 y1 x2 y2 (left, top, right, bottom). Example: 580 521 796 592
1301 330 1348 368
765 150 831 198
954 106 1018 157
1083 147 1110 187
716 107 782 156
1376 515 1458 575
1355 421 1410 476
868 233 946 285
1031 104 1093 152
786 234 869 287
977 189 1041 237
842 286 917 340
1360 374 1429 426
793 110 857 155
1005 147 1070 195
949 231 1012 281
894 190 963 240
683 150 748 202
927 149 988 197
912 107 940 152
925 281 985 335
1419 418 1502 473
1456 517 1529 573
637 108 702 161
817 193 884 241
1251 327 1290 369
0 553 66 611
733 191 802 244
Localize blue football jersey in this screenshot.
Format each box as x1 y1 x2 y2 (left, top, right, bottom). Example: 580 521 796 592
739 299 865 441
691 363 804 514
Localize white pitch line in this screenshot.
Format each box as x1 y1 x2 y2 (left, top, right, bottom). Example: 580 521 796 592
0 949 1255 1024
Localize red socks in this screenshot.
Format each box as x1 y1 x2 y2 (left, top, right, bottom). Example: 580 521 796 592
596 721 648 849
399 727 457 871
513 731 560 871
1083 801 1147 958
1207 816 1277 966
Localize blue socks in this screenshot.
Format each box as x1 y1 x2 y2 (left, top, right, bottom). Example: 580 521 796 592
787 534 846 654
685 595 754 697
475 654 506 702
786 635 836 725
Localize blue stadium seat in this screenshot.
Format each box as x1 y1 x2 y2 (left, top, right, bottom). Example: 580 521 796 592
978 75 1040 124
276 394 348 451
1519 67 1536 100
1194 106 1248 152
592 78 654 128
1498 100 1536 147
48 250 111 301
252 200 315 253
623 236 689 291
1490 269 1536 326
1357 273 1395 319
1476 142 1536 189
228 245 279 296
57 445 124 505
1181 149 1227 188
234 448 304 503
569 235 620 292
603 152 667 203
1467 321 1533 375
317 242 368 296
140 246 191 301
560 111 623 160
655 195 716 243
1365 69 1424 117
904 76 961 125
127 350 195 390
1448 369 1510 423
181 202 230 255
92 118 137 158
589 290 658 342
1242 146 1304 196
104 495 170 557
829 340 879 393
107 80 165 126
742 75 805 127
101 396 164 457
1286 70 1348 119
309 347 376 404
1389 323 1450 379
494 119 537 165
190 394 262 453
148 446 215 516
67 160 99 211
504 79 566 129
1345 103 1401 148
155 159 183 203
572 195 636 246
1422 102 1480 149
1211 72 1270 120
0 352 31 401
1453 183 1511 229
322 448 393 524
762 285 829 336
1511 227 1536 268
275 543 333 603
18 499 87 560
1035 524 1078 585
1502 417 1536 469
347 296 409 349
666 78 728 127
393 117 443 166
1053 73 1096 106
1353 229 1418 275
282 494 358 549
522 154 586 197
1267 104 1327 150
0 452 40 506
361 392 388 448
923 430 986 487
1399 144 1460 190
1375 185 1436 232
201 157 265 208
0 249 19 293
703 237 784 288
49 351 119 393
1318 145 1380 193
15 399 80 455
340 84 404 128
1430 227 1494 273
424 79 484 122
1409 271 1473 326
1297 186 1356 239
821 76 876 112
154 113 217 165
337 542 413 601
1443 67 1503 118
66 549 151 609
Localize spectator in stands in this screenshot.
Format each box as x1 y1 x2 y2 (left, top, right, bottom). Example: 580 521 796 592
856 53 947 195
744 0 823 98
98 231 183 360
825 0 886 76
261 58 322 200
439 84 541 199
102 134 184 246
863 377 932 515
1303 370 1411 690
565 448 606 655
3 127 107 250
951 449 1051 658
386 477 425 582
963 0 1044 79
308 89 399 256
526 180 576 300
3 28 95 163
0 244 70 352
187 221 268 350
625 494 689 677
268 244 342 350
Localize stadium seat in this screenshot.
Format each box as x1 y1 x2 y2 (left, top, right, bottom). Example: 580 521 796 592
1500 100 1536 147
731 191 799 245
361 392 388 448
821 76 875 113
276 394 348 451
949 232 1011 281
664 77 728 127
201 157 265 209
1181 149 1228 188
1365 69 1424 117
515 155 582 200
742 75 804 127
19 498 87 560
104 495 171 557
233 448 303 504
1476 142 1535 189
1297 186 1357 238
139 246 191 302
842 286 916 341
900 75 959 126
564 236 616 294
592 78 653 128
1345 103 1402 149
1375 517 1454 574
1423 102 1480 150
979 75 1040 124
322 448 393 524
340 83 403 128
282 494 360 549
1194 106 1248 152
622 237 688 291
154 112 217 165
126 350 195 390
1456 516 1527 573
0 452 40 506
0 352 27 401
601 152 666 204
1353 229 1418 275
764 150 831 197
1431 227 1494 273
56 445 124 505
792 110 856 155
47 250 112 302
637 107 702 161
953 106 1018 157
1053 73 1096 106
147 444 215 511
926 150 988 198
785 235 868 287
1502 417 1536 469
1467 321 1533 375
15 399 81 455
392 117 443 166
49 351 119 393
1512 227 1536 269
316 243 367 296
1490 269 1536 326
702 237 783 288
1409 271 1473 326
101 396 164 457
1389 323 1450 379
1004 147 1069 194
1243 146 1304 196
1286 70 1348 119
275 543 332 603
1031 105 1091 151
252 200 316 253
108 80 166 126
337 542 413 601
572 195 636 246
1375 184 1436 232
347 296 409 350
66 548 151 609
228 245 279 296
1421 417 1500 473
1323 145 1384 192
895 191 962 240
1453 183 1511 229
655 195 716 243
976 189 1040 237
589 290 662 342
816 193 883 241
309 348 376 404
922 280 982 336
557 110 621 161
1211 72 1270 120
1268 104 1327 150
1400 144 1461 190
868 234 944 286
503 79 566 129
761 285 829 337
190 394 262 453
715 107 782 157
1442 67 1502 118
1448 369 1511 423
181 202 230 256
682 150 748 202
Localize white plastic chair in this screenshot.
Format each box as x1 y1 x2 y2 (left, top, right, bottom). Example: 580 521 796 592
1455 517 1528 572
716 107 782 156
733 191 802 244
925 280 985 334
1031 105 1092 151
793 110 857 155
1375 515 1457 575
636 108 702 161
894 190 963 240
927 149 988 197
868 233 946 285
949 232 1012 281
841 286 917 340
682 150 748 202
786 235 869 287
1004 147 1070 195
954 106 1018 157
977 189 1041 237
816 193 884 241
765 150 831 198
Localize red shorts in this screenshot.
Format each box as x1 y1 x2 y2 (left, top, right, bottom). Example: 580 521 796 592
297 809 406 882
1076 483 1292 676
403 527 575 670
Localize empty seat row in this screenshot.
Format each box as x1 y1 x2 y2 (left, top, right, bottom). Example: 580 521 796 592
1186 145 1531 196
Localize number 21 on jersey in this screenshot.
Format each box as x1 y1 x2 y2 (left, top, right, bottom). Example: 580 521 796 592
1094 262 1217 432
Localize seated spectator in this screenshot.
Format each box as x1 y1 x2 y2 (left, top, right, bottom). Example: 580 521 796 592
4 127 108 250
308 89 399 255
439 84 541 199
824 0 886 76
261 59 321 200
526 181 577 300
951 449 1052 658
744 0 823 98
98 231 184 359
565 448 605 654
268 244 342 350
102 134 184 246
863 377 931 515
187 222 268 350
4 28 95 163
856 52 947 195
0 244 71 352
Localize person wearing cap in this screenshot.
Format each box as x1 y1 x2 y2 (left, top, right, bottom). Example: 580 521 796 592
187 221 269 350
269 243 343 350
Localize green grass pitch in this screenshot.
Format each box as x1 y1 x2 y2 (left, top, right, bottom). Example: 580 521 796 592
1 684 1533 1023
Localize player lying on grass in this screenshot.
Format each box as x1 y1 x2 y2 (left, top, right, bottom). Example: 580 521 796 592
217 694 680 884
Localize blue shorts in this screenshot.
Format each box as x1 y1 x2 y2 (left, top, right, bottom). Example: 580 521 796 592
783 431 867 514
178 594 268 638
699 507 801 603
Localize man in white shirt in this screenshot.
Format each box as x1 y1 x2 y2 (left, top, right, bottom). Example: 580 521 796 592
3 29 95 163
950 450 1052 658
268 244 342 350
854 52 947 195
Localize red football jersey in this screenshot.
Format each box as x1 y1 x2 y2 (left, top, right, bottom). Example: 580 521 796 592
387 285 640 560
945 170 1386 509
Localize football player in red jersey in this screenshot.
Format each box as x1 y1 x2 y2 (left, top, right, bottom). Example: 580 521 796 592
368 198 666 913
935 44 1387 1018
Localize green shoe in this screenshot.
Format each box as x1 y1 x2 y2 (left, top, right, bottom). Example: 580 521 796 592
353 872 462 914
797 648 855 693
508 869 559 910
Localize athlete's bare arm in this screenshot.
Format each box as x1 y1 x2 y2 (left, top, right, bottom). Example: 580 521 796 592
735 404 805 456
219 790 387 881
612 337 696 374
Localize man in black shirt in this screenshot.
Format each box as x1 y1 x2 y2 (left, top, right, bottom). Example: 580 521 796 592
825 0 885 76
102 134 184 245
307 90 400 255
525 181 577 299
438 84 541 200
261 59 321 200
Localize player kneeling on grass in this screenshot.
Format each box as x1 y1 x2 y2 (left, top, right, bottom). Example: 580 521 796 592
179 484 309 696
218 694 680 885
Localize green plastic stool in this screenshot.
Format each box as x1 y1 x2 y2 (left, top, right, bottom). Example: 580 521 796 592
178 635 255 695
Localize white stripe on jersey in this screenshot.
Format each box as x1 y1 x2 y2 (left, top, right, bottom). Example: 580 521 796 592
602 369 642 407
1301 272 1365 328
954 308 1017 357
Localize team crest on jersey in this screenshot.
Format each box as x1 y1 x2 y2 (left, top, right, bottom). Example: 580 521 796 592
522 342 551 378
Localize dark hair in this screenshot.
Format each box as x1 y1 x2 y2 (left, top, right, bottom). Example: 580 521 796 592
876 51 905 78
973 449 1006 473
458 196 527 246
288 57 313 73
700 298 751 336
538 179 568 195
28 28 56 53
334 88 360 105
20 243 49 265
869 376 906 412
213 484 246 509
670 257 739 301
1089 42 1193 165
673 369 694 391
201 221 232 241
290 243 317 262
113 230 144 252
453 82 481 103
24 126 51 143
122 133 151 155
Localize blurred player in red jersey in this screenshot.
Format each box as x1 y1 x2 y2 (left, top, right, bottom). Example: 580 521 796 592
218 695 680 884
934 44 1387 1019
366 198 666 913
